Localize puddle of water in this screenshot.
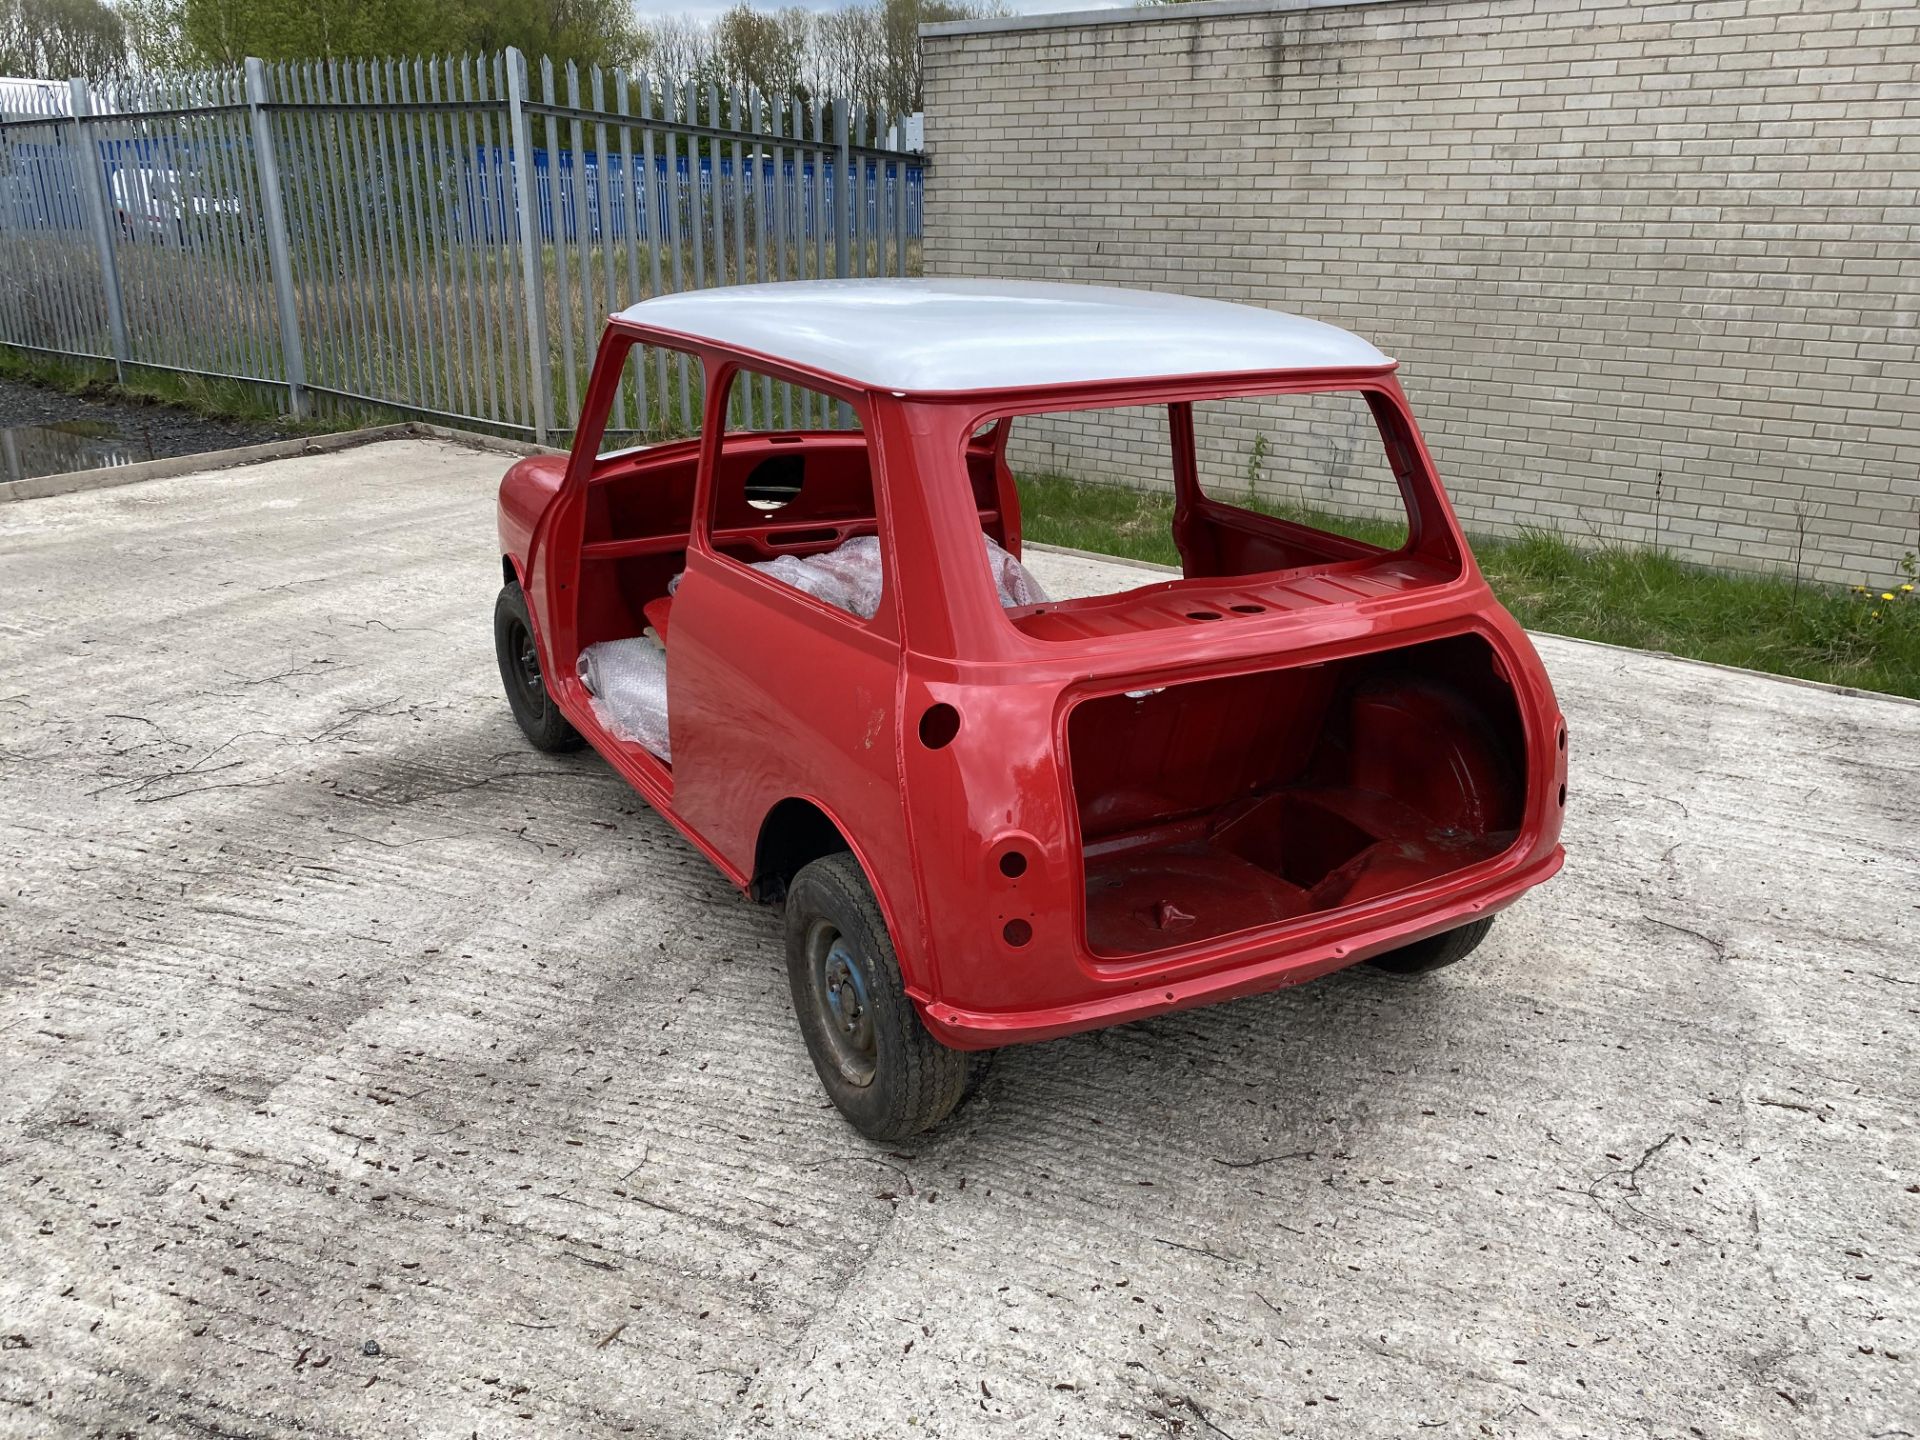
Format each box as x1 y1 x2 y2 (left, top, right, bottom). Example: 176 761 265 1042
1 420 154 483
46 419 120 439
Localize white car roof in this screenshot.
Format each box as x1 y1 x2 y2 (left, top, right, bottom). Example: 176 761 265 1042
614 280 1390 394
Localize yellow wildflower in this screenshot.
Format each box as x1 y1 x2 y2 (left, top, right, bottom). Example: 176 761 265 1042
1883 592 1897 601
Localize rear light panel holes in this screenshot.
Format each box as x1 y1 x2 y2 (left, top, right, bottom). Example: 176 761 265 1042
1002 919 1032 947
988 834 1040 887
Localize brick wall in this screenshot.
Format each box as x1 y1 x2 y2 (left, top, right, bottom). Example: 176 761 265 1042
921 0 1920 584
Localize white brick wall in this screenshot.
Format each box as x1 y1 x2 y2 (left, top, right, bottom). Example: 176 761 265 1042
921 0 1920 584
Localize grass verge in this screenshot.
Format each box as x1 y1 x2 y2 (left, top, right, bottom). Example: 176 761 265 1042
0 347 393 434
1017 472 1920 701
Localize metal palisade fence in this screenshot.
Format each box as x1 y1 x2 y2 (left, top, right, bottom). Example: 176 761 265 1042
0 50 924 441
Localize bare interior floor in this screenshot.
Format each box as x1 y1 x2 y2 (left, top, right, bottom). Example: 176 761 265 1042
0 439 1915 1440
1082 789 1515 956
1070 643 1526 956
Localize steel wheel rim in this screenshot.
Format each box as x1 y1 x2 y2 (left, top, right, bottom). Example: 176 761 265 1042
508 618 543 699
806 919 876 1087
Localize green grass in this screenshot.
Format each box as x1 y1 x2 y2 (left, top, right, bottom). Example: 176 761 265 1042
1016 472 1920 701
0 346 394 435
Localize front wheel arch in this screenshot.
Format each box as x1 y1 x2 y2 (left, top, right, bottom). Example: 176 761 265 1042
494 580 583 754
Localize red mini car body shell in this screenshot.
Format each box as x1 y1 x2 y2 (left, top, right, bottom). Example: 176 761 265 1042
499 301 1567 1050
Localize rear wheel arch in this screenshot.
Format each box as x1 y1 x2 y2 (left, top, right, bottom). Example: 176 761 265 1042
754 799 936 1005
502 554 520 587
752 798 854 904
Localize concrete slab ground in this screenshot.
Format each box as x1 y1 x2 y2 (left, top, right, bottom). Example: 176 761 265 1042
0 437 1915 1440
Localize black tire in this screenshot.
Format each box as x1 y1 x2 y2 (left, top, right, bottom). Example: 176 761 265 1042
784 853 976 1140
1367 916 1495 976
494 580 584 754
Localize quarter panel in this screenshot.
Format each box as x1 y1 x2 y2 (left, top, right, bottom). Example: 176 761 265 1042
897 669 1078 1015
665 552 917 966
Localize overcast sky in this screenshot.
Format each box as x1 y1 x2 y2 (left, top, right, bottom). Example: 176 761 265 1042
631 0 1131 20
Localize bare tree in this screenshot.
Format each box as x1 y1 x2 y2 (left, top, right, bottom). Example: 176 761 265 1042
635 0 1005 116
713 4 808 101
0 0 127 77
640 12 719 93
808 4 880 115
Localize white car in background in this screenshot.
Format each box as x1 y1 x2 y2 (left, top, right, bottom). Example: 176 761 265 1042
0 75 64 120
109 165 241 245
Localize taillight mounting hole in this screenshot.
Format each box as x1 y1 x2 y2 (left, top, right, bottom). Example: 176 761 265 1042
999 850 1028 879
1002 919 1032 947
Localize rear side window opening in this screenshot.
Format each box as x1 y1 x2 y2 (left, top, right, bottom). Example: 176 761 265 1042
961 385 1463 640
705 367 890 625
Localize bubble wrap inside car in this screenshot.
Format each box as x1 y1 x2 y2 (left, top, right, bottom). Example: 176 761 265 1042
577 635 672 762
581 533 1048 761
